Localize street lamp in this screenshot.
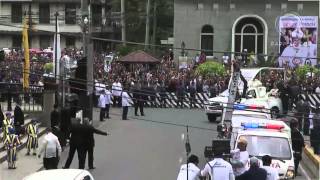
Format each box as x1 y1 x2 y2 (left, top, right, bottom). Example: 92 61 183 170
181 41 186 57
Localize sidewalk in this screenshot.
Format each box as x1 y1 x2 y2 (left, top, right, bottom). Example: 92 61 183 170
0 108 119 180
0 136 45 180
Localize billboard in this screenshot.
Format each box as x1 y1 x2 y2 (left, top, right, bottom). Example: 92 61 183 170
278 16 318 67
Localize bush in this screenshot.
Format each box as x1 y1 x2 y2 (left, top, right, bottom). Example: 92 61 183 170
295 65 319 79
44 63 54 74
195 61 226 77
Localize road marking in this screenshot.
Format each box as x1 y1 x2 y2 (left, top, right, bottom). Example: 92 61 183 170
299 164 312 180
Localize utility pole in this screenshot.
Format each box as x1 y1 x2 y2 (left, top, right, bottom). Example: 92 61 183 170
28 3 32 46
54 12 58 80
121 0 126 45
145 0 151 50
152 0 157 53
81 0 93 120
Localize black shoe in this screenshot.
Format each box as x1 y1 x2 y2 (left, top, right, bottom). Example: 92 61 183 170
135 114 139 116
141 114 145 116
32 152 37 156
106 116 110 119
89 167 96 170
122 118 128 120
26 152 30 156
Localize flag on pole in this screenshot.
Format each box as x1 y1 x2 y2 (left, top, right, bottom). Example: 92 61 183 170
22 16 30 89
53 20 61 80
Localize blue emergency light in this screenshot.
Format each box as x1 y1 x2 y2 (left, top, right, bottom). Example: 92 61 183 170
234 104 265 110
241 122 284 130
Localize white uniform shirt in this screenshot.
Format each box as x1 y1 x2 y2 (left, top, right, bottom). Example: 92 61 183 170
98 94 106 108
122 91 132 107
262 166 279 180
112 82 122 97
201 158 235 180
104 90 112 105
38 132 61 158
234 151 249 176
177 163 200 180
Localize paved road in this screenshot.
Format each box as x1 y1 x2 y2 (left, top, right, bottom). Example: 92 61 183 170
58 108 312 180
59 108 216 180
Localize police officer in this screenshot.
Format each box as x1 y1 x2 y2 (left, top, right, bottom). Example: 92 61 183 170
122 87 132 120
176 155 200 180
201 147 235 180
26 119 38 155
290 119 305 177
133 82 142 116
310 107 320 155
261 155 279 180
189 82 196 108
237 157 267 180
2 112 13 142
4 127 21 169
98 90 106 122
104 87 112 119
50 104 60 128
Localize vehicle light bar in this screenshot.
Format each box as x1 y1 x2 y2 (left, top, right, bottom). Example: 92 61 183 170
234 104 265 110
241 123 284 130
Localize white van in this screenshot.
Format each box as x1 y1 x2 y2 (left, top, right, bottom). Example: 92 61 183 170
231 119 295 180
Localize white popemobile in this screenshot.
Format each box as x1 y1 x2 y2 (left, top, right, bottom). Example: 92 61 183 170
231 110 295 180
205 69 284 122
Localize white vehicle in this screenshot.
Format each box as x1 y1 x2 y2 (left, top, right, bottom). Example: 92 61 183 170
205 76 283 122
23 169 94 180
205 85 283 122
231 119 295 180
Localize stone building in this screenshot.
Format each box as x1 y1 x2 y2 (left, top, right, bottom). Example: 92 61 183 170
0 0 120 50
174 0 319 60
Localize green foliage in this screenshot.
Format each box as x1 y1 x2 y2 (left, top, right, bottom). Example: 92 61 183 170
295 65 320 79
195 61 226 77
44 63 53 73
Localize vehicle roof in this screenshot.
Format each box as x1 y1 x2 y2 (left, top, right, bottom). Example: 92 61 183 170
232 110 270 119
237 129 290 139
23 169 93 180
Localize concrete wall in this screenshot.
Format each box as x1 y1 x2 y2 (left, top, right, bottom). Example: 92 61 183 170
174 0 319 59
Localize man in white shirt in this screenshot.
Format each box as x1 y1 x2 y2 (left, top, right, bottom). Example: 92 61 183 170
122 87 132 120
38 128 62 170
230 138 249 177
105 88 112 119
112 79 123 107
177 155 200 180
98 90 106 122
262 155 279 180
201 148 235 180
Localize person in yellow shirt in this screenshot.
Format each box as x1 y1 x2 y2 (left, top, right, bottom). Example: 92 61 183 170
2 112 13 142
26 119 38 155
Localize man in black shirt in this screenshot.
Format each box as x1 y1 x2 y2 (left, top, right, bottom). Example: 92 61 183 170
237 157 267 180
290 119 305 177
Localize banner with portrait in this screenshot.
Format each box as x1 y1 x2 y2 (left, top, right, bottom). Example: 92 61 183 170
278 16 318 67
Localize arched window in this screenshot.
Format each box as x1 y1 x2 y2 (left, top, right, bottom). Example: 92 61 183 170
201 25 214 56
234 17 264 55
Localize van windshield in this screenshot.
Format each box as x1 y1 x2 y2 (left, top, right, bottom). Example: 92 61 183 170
238 135 291 160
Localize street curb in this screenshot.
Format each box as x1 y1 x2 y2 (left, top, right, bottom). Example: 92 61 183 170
304 146 320 166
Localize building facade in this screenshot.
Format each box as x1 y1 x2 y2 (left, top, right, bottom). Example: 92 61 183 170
174 0 319 60
0 0 120 50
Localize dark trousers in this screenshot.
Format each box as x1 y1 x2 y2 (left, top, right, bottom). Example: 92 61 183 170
294 158 300 175
134 101 144 115
87 146 94 168
122 106 128 120
311 129 320 154
190 95 196 108
113 96 122 107
99 107 105 121
43 157 58 170
105 104 110 118
64 144 87 169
